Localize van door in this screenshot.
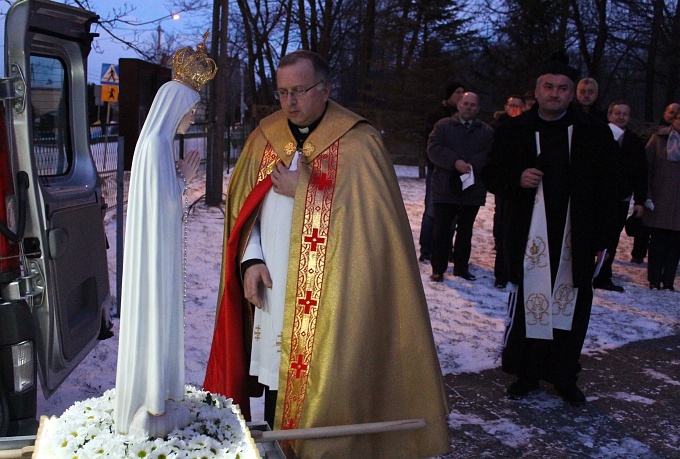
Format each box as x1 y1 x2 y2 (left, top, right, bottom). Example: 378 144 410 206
4 0 109 397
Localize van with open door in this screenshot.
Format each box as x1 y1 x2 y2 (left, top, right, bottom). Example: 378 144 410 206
0 0 109 438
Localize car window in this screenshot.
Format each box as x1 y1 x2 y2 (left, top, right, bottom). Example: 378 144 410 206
30 55 71 176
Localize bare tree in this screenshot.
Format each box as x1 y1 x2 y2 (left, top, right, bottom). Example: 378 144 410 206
205 0 229 206
570 0 609 81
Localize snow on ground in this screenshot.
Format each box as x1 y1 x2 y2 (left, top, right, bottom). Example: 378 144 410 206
37 164 680 453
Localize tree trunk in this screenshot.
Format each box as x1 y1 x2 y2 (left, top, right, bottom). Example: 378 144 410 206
645 0 663 121
206 0 229 206
663 1 680 106
358 0 375 103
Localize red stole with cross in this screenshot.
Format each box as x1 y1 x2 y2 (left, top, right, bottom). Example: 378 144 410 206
277 141 338 453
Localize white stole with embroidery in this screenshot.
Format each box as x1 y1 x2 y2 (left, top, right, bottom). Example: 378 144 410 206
523 127 578 340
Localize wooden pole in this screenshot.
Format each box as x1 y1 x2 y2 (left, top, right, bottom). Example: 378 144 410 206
0 446 33 458
250 418 426 443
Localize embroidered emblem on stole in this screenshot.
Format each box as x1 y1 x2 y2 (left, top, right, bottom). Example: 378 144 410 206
257 144 279 183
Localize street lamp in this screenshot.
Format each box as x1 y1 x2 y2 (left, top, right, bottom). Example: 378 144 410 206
156 13 181 64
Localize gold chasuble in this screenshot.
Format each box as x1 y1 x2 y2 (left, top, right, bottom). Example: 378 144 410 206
213 101 449 458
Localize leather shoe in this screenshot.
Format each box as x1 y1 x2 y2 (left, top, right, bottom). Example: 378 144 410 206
661 284 675 292
650 283 661 290
593 280 624 292
506 378 539 398
430 273 444 282
419 252 430 262
494 280 507 289
555 384 586 406
454 271 476 281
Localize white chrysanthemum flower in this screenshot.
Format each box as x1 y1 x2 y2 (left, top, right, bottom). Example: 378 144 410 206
80 434 109 456
128 440 157 458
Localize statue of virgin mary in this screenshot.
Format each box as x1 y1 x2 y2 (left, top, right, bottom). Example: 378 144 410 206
113 33 216 437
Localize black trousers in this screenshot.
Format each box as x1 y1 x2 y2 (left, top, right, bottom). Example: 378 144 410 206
264 387 277 429
593 201 629 283
631 226 651 260
502 284 594 387
493 195 508 283
431 203 480 275
648 227 680 288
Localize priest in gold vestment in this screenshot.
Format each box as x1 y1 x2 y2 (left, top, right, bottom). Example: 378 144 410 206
204 50 450 458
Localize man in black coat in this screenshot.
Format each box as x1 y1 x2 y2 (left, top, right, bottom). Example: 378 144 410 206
481 56 619 405
592 101 647 292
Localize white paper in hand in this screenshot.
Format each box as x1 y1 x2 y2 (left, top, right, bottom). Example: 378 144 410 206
593 248 608 280
460 166 475 190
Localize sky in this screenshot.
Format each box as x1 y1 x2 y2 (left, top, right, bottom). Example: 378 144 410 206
0 0 210 83
35 163 680 457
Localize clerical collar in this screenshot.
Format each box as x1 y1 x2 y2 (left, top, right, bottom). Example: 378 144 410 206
288 104 327 149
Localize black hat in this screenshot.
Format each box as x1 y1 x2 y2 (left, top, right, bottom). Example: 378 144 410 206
533 51 580 82
444 79 464 100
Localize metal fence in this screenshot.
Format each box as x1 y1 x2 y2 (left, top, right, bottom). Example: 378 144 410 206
86 122 255 212
33 127 70 176
89 123 228 212
89 124 126 213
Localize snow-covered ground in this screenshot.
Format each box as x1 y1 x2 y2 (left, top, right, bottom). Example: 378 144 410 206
36 165 680 453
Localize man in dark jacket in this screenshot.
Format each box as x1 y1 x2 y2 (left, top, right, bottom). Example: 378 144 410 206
592 101 647 292
481 56 619 405
428 92 493 282
491 95 525 289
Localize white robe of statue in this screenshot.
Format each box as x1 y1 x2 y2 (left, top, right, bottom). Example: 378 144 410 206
114 81 200 437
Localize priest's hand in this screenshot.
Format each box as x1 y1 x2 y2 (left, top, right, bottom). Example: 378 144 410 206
243 263 272 309
520 168 543 188
177 150 201 184
455 160 471 174
271 161 299 197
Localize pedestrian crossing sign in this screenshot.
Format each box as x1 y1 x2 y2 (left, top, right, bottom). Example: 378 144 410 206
101 64 119 84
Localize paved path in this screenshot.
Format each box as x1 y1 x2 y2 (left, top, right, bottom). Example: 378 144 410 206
441 334 680 458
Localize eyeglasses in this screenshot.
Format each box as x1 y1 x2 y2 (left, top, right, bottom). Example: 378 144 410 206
274 81 323 100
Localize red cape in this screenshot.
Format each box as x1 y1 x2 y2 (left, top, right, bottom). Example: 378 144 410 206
203 175 272 420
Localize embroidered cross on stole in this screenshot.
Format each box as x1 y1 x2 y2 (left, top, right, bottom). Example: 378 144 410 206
523 127 578 340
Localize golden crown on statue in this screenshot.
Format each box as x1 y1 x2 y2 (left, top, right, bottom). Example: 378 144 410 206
172 30 218 91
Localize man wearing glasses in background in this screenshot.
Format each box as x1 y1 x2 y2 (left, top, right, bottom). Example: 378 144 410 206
491 94 524 127
204 50 449 459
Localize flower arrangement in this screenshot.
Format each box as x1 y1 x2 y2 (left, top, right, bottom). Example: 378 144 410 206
35 386 259 459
